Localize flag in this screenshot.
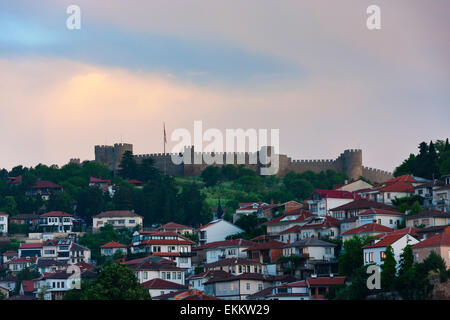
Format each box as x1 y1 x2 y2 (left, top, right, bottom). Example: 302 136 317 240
164 122 167 144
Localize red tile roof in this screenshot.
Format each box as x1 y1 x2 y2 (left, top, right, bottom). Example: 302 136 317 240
384 175 418 184
0 212 8 216
93 210 142 218
19 242 43 249
363 233 415 249
31 180 62 189
128 179 145 185
359 208 404 216
160 222 193 230
140 239 195 245
243 240 285 251
412 228 450 248
341 223 392 236
40 211 73 217
100 241 127 248
379 181 415 193
205 257 260 268
264 210 315 225
279 225 302 235
22 280 34 293
330 199 394 212
141 278 187 290
405 210 450 220
195 220 221 231
7 256 37 264
307 189 358 200
89 176 111 184
307 276 346 286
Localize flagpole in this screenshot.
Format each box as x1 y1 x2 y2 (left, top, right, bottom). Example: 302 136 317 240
163 122 167 175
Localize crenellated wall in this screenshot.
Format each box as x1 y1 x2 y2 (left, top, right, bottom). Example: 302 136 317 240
94 144 393 183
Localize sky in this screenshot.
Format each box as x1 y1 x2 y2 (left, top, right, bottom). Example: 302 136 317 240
0 0 449 172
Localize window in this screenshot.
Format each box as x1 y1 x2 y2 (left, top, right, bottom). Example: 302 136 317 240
378 219 381 224
380 251 386 260
162 272 166 279
167 272 171 280
247 266 250 273
129 220 135 224
178 272 181 280
246 283 251 290
258 284 263 291
369 252 374 263
144 272 148 279
238 265 242 273
61 282 64 288
389 219 393 225
325 248 331 254
172 272 176 279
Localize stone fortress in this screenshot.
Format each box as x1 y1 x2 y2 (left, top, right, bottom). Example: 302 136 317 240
94 143 393 183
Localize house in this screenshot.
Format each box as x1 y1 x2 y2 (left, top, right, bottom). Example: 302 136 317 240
19 242 43 257
152 288 220 300
41 239 73 262
339 217 359 235
264 209 316 235
363 232 419 268
128 259 185 285
433 184 450 212
159 222 194 235
37 270 81 300
204 257 267 275
128 179 145 187
196 219 244 245
141 278 187 298
341 223 393 242
26 180 63 200
0 212 8 235
22 280 35 296
405 210 450 228
282 238 338 279
5 256 37 272
7 176 22 185
279 225 302 244
9 213 40 228
203 273 276 300
330 199 394 220
1 250 18 263
131 231 195 270
247 280 310 300
233 202 283 223
305 189 358 216
358 208 405 229
192 239 256 265
89 176 112 193
412 226 450 267
92 210 143 232
0 284 9 299
39 211 74 233
307 276 346 299
70 243 91 264
100 241 128 256
244 241 285 264
299 215 340 240
414 180 445 208
187 270 233 292
0 274 18 293
335 179 374 193
36 258 67 275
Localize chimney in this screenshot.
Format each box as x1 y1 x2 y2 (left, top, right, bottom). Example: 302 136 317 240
270 199 274 205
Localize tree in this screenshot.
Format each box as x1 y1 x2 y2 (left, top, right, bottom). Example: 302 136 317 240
137 158 160 182
409 201 422 215
334 265 370 300
118 151 137 179
380 245 396 292
67 263 151 300
76 186 106 218
338 235 373 277
201 166 221 187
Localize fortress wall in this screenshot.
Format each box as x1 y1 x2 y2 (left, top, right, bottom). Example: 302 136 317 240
287 159 338 175
362 166 393 184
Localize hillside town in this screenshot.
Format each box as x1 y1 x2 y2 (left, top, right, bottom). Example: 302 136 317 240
1 140 449 300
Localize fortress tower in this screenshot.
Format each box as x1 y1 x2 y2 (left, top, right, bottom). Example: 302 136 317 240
94 143 133 172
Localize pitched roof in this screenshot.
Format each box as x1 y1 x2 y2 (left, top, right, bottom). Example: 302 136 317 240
193 239 255 251
379 181 415 193
330 199 394 212
22 280 34 293
359 208 404 216
141 278 187 290
129 260 183 272
100 241 127 249
204 272 276 284
307 189 358 200
279 225 302 235
205 257 261 268
31 180 62 189
36 259 67 268
283 238 337 249
160 222 193 230
363 233 416 249
195 219 222 231
412 228 450 248
10 213 40 220
2 251 18 257
264 210 315 225
341 223 392 236
19 242 43 249
0 212 8 216
89 176 111 184
384 175 419 184
93 210 142 218
7 256 37 264
40 211 73 217
243 240 285 252
307 276 346 286
405 210 450 220
187 270 232 280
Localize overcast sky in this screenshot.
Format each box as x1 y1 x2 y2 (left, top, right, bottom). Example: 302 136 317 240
1 0 449 172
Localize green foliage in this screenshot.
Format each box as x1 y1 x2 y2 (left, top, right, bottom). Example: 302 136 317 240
0 238 20 253
333 265 370 300
8 223 29 235
201 166 222 187
65 263 151 300
338 235 374 277
380 246 396 292
394 139 450 178
226 215 267 240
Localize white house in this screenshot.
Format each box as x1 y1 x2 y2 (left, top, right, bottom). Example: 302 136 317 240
141 278 187 298
39 211 74 233
363 232 419 269
0 212 8 235
201 239 256 264
129 260 185 285
92 210 143 232
196 219 244 245
358 208 405 229
100 241 128 256
305 190 357 216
